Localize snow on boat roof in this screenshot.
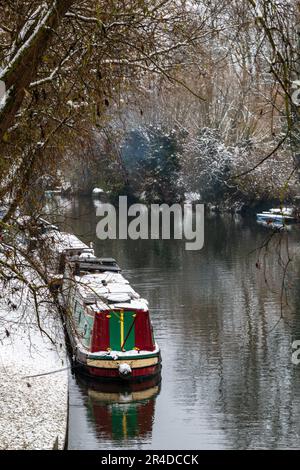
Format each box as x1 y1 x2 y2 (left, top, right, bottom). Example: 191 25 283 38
75 272 148 311
257 212 294 220
43 230 149 311
44 230 90 253
269 207 293 214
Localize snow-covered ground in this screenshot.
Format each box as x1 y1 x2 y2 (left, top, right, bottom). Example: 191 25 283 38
0 285 68 450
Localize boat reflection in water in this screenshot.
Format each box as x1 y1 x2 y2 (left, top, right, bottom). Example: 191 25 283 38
76 375 161 443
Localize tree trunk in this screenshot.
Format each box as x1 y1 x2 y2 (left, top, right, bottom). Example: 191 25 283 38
0 0 75 141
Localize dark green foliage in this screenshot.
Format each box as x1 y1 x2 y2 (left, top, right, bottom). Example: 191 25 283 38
121 126 186 204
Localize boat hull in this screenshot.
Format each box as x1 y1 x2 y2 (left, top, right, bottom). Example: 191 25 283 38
66 328 162 382
74 355 162 382
256 213 295 224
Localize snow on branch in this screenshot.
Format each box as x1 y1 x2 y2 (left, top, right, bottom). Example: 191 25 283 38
29 48 79 88
0 1 58 84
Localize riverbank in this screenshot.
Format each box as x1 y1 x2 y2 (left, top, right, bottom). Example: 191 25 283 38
0 284 68 450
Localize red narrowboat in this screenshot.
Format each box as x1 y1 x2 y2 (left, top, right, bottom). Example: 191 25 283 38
54 236 161 382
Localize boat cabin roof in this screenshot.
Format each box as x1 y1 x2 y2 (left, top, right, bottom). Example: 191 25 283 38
45 230 147 311
70 255 120 273
75 271 149 312
45 230 90 254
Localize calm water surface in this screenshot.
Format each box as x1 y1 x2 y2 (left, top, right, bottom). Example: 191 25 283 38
51 197 300 449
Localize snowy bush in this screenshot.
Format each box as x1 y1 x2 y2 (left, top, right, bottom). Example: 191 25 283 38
121 126 185 203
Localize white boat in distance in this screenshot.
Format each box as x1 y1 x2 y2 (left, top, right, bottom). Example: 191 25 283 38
256 207 298 224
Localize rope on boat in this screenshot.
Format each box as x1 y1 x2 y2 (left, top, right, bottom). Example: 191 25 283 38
22 365 73 379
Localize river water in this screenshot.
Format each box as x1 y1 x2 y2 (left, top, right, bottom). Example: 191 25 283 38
51 196 300 449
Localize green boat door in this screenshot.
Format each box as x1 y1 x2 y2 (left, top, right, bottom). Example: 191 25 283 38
109 310 136 351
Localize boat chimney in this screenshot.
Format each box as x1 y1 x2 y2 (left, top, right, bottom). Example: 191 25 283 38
74 261 80 276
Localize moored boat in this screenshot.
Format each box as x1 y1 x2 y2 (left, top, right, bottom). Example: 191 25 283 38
48 231 161 382
256 219 292 231
256 207 298 225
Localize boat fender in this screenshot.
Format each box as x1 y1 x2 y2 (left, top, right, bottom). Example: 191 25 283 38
118 363 132 378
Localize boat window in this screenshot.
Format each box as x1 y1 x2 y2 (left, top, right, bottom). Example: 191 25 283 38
80 314 94 348
74 301 83 324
